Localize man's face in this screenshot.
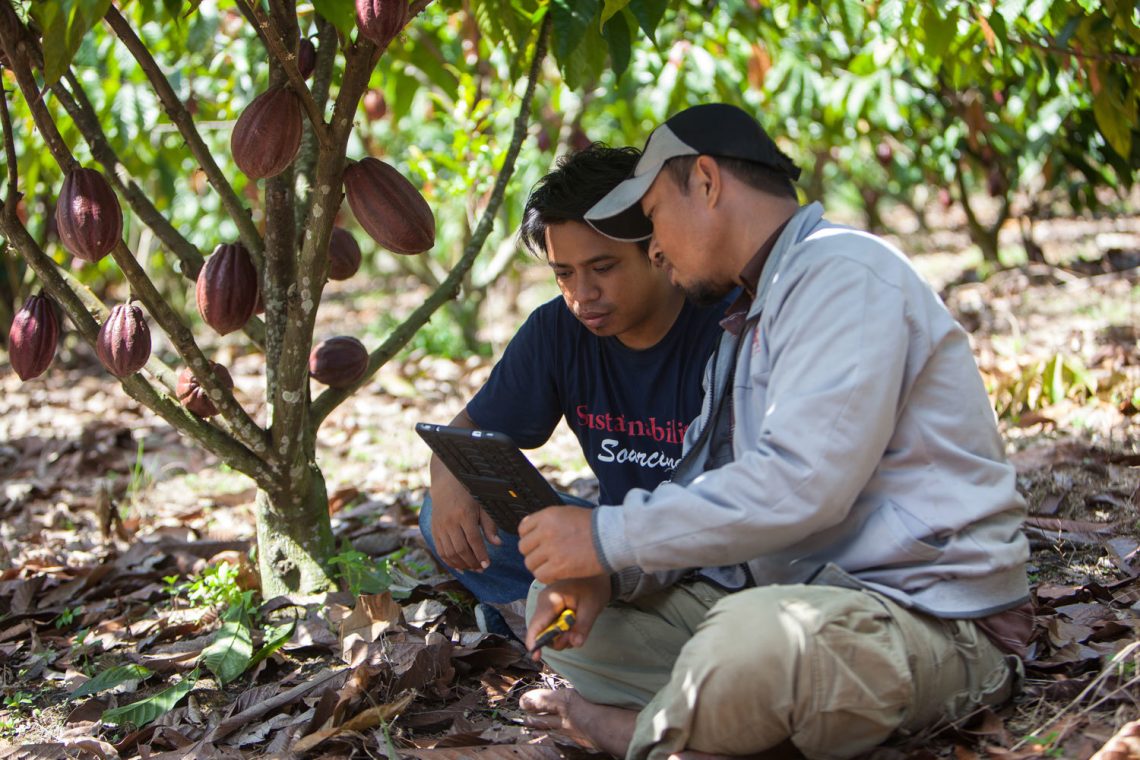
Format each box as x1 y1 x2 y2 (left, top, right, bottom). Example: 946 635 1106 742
546 221 675 346
640 166 731 307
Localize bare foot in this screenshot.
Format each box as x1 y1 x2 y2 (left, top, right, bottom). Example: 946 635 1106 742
668 740 800 759
520 687 637 758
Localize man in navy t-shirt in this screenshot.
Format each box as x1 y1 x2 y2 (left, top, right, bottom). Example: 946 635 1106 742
420 144 726 615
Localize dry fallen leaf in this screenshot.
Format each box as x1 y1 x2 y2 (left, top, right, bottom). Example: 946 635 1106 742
339 592 404 662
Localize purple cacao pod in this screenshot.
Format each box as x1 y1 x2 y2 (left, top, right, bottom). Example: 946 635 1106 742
56 168 123 262
355 0 408 48
176 362 234 418
343 158 434 254
196 242 259 336
298 37 316 79
328 226 362 281
8 293 60 381
97 303 151 377
230 86 303 180
309 336 368 388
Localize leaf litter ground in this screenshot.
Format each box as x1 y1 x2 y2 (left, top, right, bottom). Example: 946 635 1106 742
0 216 1138 759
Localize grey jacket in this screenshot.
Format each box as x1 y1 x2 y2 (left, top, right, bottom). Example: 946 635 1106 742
593 203 1030 618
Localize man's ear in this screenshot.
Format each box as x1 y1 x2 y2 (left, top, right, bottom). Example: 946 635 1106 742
693 155 721 208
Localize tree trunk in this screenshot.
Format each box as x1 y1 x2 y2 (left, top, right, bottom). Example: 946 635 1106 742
255 462 336 598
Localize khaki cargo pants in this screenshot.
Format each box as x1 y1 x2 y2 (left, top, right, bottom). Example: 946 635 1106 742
527 580 1021 760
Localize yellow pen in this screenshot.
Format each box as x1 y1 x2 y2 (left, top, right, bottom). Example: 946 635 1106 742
529 608 576 654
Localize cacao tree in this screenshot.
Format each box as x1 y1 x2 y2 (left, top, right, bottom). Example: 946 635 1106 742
0 0 548 596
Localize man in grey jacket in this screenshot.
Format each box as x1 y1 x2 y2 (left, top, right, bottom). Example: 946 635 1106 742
514 104 1033 760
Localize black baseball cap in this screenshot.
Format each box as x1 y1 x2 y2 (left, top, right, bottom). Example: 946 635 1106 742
585 103 800 241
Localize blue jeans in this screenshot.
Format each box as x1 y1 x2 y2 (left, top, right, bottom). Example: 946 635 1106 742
419 492 593 604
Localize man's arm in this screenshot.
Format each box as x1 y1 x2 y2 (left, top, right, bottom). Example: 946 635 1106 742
429 408 501 571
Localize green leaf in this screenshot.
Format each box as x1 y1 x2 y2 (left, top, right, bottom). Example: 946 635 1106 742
472 0 527 59
559 9 607 90
70 665 153 698
101 670 198 728
31 0 114 86
402 44 461 101
839 0 865 38
627 0 667 45
1092 77 1135 160
312 0 355 39
388 67 421 121
922 4 959 61
600 0 629 27
201 606 254 686
602 11 632 80
876 0 903 34
551 0 599 65
246 618 298 672
1048 355 1064 405
995 0 1028 25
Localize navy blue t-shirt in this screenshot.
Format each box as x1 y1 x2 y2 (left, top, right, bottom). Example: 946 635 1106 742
466 296 726 506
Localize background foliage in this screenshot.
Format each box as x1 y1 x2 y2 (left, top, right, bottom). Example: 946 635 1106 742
3 0 1136 352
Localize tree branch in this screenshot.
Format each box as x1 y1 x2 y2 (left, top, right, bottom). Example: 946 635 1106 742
1025 36 1140 68
473 228 523 290
103 6 265 266
295 18 338 242
0 6 77 173
311 13 550 426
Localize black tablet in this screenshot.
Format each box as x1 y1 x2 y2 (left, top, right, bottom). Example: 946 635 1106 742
415 422 561 534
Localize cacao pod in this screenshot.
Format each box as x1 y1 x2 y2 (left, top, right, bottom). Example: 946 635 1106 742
196 242 259 336
298 37 316 80
97 302 151 378
875 141 893 167
230 86 303 179
8 293 59 381
309 336 368 388
176 362 234 418
343 158 434 254
56 168 123 262
355 0 407 48
362 89 387 121
328 226 362 281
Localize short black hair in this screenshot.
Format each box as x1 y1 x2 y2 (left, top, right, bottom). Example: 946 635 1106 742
664 155 798 200
521 143 646 256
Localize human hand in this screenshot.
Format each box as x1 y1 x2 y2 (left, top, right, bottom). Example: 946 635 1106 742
429 463 501 572
526 575 612 660
518 506 603 583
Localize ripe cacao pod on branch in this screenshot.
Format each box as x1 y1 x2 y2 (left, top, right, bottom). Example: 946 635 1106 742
355 0 408 48
176 362 234 418
343 158 435 254
97 302 151 378
196 242 259 336
56 168 123 262
230 86 303 179
8 293 59 381
328 227 362 281
309 336 368 389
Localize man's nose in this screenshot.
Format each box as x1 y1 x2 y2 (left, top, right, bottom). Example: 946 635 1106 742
648 237 664 265
573 274 601 303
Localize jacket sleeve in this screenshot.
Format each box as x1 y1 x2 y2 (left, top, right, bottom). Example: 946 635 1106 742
594 252 917 575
